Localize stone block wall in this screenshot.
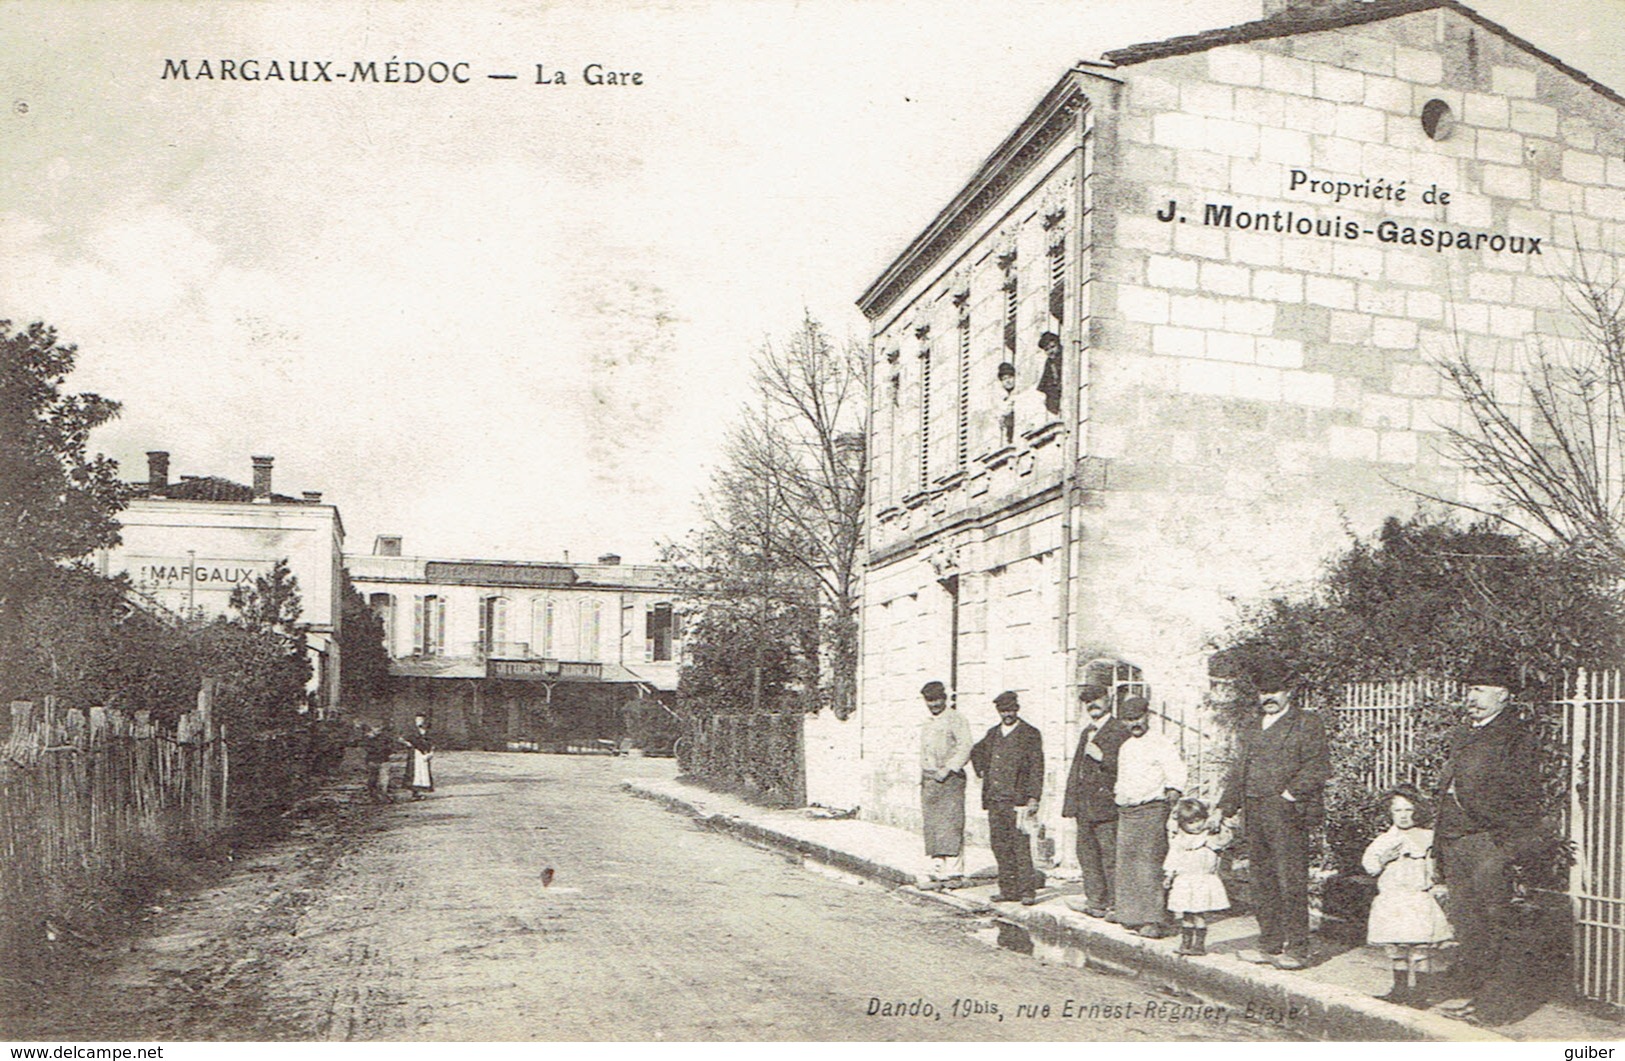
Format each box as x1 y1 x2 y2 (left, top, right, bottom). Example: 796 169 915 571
1076 6 1625 707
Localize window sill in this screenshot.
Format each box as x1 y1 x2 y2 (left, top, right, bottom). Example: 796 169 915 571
978 446 1017 470
902 490 936 510
1023 420 1065 448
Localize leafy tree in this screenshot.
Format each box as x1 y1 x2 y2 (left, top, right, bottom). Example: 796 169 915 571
338 570 391 709
216 559 312 730
0 566 200 721
229 557 303 635
0 320 127 618
667 415 823 714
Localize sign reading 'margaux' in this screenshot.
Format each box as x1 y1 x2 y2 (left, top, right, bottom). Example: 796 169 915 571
129 557 273 591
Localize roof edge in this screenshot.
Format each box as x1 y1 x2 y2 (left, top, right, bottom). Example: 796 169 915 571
1102 0 1625 110
856 67 1104 322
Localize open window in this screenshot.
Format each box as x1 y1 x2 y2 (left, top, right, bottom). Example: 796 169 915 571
368 592 395 654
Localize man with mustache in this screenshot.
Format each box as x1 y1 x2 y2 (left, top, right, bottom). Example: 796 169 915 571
1062 683 1129 918
1218 656 1329 970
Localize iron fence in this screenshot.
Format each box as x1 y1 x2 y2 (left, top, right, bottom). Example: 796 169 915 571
1340 670 1625 1010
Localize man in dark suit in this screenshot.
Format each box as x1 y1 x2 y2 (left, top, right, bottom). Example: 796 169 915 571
1435 662 1547 1026
970 690 1045 904
1061 683 1129 918
1218 656 1329 970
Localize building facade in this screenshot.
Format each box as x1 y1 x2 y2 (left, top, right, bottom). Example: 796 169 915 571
98 451 346 708
826 0 1625 847
345 537 681 749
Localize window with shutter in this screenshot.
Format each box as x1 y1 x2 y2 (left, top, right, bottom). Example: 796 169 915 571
956 301 970 470
532 597 553 657
916 323 932 492
429 596 446 655
646 602 675 662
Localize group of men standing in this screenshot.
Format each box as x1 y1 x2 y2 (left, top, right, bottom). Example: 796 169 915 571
916 658 1544 1023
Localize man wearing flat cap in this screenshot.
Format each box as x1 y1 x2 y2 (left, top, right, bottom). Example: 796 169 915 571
919 680 973 880
1434 660 1546 1025
1218 655 1330 970
970 691 1045 903
1062 683 1129 918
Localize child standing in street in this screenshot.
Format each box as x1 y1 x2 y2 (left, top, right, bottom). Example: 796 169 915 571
1362 784 1453 1006
1164 797 1231 956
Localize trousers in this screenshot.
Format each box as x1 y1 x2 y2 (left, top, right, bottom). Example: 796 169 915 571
1074 818 1117 909
1246 795 1310 952
988 803 1037 898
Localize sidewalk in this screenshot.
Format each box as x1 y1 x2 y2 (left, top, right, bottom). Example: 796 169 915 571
624 766 1622 1043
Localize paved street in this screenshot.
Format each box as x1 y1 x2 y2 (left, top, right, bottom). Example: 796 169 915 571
5 753 1295 1041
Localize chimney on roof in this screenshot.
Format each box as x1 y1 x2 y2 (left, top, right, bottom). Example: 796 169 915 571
302 491 323 503
1261 0 1369 15
598 553 621 565
375 535 402 557
146 451 170 493
251 456 274 501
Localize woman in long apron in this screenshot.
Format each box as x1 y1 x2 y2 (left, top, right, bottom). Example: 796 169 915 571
401 713 435 800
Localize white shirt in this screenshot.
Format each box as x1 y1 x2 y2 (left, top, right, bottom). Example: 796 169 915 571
1261 705 1289 730
1114 730 1187 806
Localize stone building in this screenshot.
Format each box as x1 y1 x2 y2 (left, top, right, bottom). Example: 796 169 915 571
345 537 681 749
99 451 346 709
819 0 1625 846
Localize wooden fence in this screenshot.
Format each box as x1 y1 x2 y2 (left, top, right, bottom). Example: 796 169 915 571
1341 672 1625 1011
677 712 806 807
0 685 227 941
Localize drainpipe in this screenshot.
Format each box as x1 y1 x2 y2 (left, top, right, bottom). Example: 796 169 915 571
1056 83 1096 867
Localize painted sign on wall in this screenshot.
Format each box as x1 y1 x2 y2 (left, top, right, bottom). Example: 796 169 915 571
127 556 273 592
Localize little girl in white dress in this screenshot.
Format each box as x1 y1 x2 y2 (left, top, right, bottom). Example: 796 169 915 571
1362 784 1454 1007
1164 797 1231 956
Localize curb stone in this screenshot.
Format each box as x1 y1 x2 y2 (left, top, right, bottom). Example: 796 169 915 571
624 777 1508 1043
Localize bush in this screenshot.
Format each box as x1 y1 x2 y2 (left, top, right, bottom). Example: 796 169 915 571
621 698 680 756
677 712 805 806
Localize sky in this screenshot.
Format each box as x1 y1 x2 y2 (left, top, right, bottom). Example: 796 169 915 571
4 0 1623 564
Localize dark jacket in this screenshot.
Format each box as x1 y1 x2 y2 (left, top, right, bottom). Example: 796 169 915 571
1217 707 1330 820
1060 718 1129 822
970 719 1044 809
364 732 395 765
1435 708 1542 842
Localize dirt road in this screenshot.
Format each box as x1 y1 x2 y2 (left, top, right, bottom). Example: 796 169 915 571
3 753 1296 1041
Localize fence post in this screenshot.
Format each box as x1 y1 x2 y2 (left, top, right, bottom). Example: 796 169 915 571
1567 668 1589 904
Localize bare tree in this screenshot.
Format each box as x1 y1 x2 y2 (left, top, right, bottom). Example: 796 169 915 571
674 314 868 717
1425 264 1625 570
